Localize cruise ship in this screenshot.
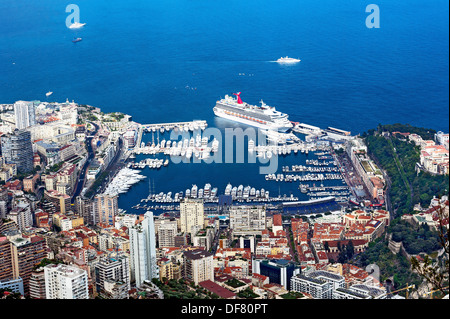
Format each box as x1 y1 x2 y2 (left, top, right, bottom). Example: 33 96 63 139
213 92 293 132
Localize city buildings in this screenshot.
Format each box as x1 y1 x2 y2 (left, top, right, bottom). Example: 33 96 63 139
94 251 130 298
229 205 266 238
129 211 159 287
179 198 204 237
44 263 89 299
183 249 214 285
157 257 182 282
94 194 119 227
1 129 34 173
409 133 449 175
252 258 300 290
9 235 48 295
13 101 36 130
155 218 178 248
346 137 386 202
29 267 46 299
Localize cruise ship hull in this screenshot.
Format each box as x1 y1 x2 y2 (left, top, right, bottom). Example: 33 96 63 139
213 106 292 132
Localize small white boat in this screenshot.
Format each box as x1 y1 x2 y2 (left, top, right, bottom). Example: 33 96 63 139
46 91 53 97
69 22 86 29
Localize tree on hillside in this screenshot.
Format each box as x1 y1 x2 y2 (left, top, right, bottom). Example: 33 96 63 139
410 203 449 297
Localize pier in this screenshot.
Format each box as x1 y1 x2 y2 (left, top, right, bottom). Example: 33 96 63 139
141 120 207 133
132 120 210 156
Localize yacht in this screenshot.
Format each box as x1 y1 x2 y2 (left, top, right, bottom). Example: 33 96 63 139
237 185 244 197
225 183 232 196
276 56 301 63
243 186 250 198
191 184 198 198
204 183 211 197
231 187 237 198
46 91 53 97
69 22 86 29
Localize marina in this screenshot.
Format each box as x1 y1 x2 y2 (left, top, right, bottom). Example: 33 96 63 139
111 92 358 215
114 115 356 214
141 120 208 134
131 180 301 212
128 158 168 169
132 134 219 160
103 167 147 197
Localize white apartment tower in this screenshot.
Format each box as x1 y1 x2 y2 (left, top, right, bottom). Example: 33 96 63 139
230 205 266 238
94 252 130 297
180 198 204 236
44 264 89 299
129 211 159 287
157 220 178 248
14 101 36 130
183 249 214 285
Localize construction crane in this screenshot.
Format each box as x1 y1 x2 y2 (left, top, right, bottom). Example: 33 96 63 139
423 286 449 299
387 284 415 299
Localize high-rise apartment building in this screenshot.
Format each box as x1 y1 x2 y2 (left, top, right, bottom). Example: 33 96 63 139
29 267 46 299
183 249 214 286
1 129 34 173
44 263 89 299
94 252 130 297
0 236 13 282
9 235 47 295
157 220 178 248
75 196 94 226
230 205 266 238
94 194 118 226
180 198 204 237
129 211 158 287
7 204 33 231
14 100 36 130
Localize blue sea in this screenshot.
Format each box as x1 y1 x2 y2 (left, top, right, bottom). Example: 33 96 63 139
1 0 448 213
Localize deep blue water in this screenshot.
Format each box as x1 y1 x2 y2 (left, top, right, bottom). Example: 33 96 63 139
1 0 448 212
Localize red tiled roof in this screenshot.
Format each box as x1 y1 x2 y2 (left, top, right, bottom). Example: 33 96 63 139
199 280 236 299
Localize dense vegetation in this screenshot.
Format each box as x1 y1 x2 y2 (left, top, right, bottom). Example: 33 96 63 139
280 291 305 299
225 278 246 288
237 287 259 299
364 124 449 216
357 237 422 291
152 278 218 299
368 123 437 140
388 220 442 255
357 124 448 293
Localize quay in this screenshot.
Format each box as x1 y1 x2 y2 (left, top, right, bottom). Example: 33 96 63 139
141 120 207 133
133 120 209 156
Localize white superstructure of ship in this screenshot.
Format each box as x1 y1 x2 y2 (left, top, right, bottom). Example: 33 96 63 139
213 92 293 132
